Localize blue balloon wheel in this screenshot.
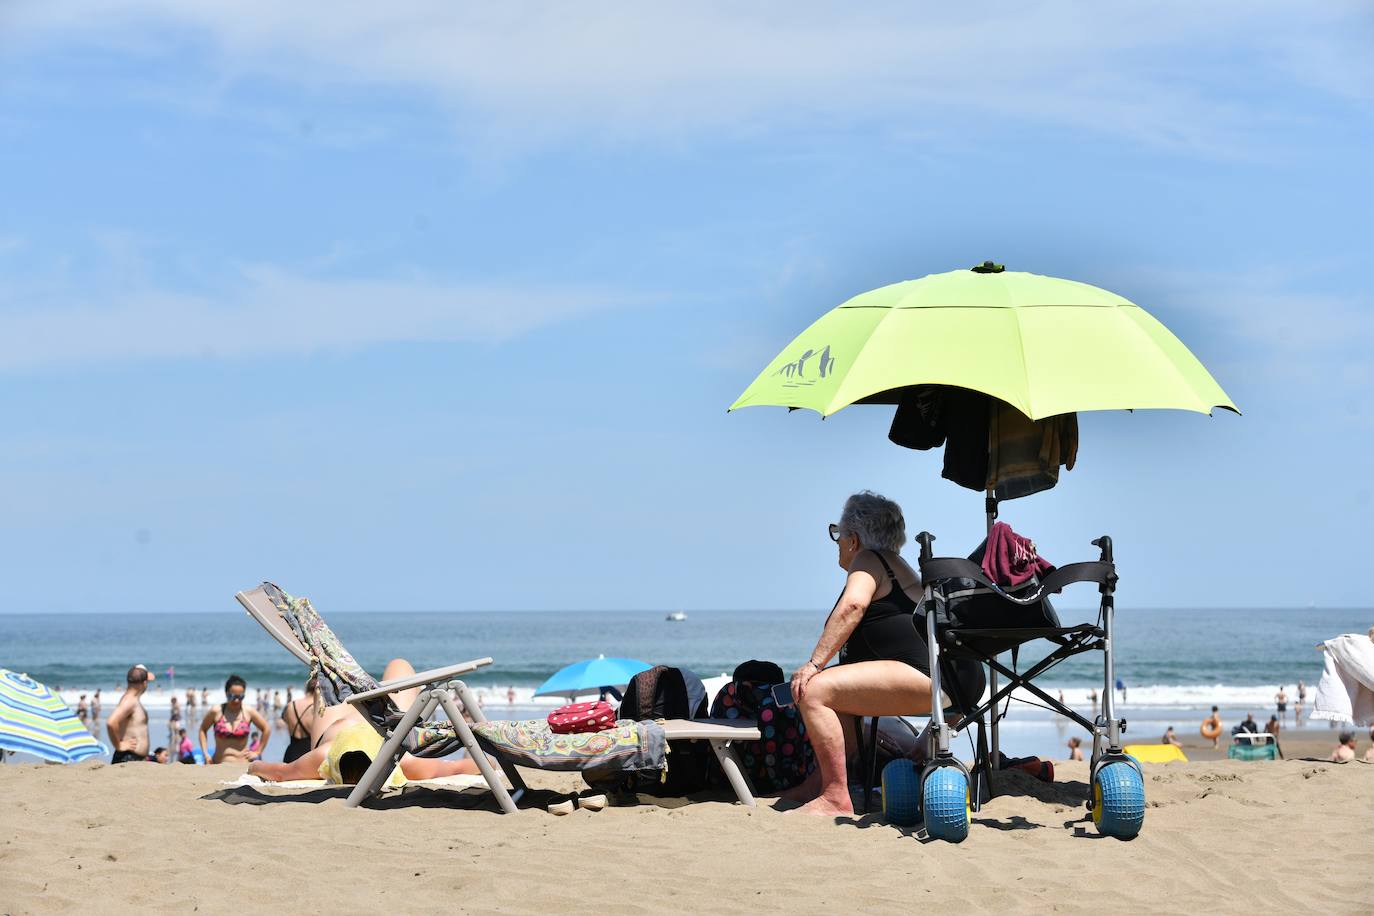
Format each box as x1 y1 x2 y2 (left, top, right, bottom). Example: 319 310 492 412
881 759 921 826
922 766 970 842
1092 761 1145 839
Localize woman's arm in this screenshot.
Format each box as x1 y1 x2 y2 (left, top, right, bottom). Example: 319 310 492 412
791 562 879 700
245 706 272 761
197 710 215 762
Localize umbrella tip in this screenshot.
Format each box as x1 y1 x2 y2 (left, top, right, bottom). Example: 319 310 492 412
971 260 1005 273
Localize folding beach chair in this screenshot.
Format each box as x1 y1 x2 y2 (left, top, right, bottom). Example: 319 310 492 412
892 532 1145 841
236 583 528 813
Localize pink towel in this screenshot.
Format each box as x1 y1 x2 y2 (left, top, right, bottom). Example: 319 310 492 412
981 521 1054 589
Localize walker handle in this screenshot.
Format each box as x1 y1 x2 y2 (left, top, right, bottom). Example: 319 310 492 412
1091 535 1113 564
916 531 936 562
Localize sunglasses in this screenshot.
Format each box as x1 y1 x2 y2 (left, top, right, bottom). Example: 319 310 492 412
828 523 842 542
226 692 245 701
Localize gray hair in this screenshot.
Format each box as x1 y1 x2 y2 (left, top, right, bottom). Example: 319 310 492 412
838 491 907 553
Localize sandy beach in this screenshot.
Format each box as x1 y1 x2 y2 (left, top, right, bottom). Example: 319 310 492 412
1 733 1367 915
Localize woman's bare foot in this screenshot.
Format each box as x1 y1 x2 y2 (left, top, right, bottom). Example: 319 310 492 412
794 791 854 817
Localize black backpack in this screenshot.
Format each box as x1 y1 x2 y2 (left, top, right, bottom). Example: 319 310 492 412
610 665 716 796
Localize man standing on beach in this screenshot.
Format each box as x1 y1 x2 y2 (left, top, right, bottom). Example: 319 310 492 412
106 664 155 764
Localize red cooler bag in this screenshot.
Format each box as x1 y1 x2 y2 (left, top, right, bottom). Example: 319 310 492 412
547 701 617 734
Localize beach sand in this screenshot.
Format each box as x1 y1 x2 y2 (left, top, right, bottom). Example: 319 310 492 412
1 734 1367 915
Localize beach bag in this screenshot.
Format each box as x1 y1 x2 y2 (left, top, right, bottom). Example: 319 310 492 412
609 665 716 796
709 660 815 793
548 701 617 735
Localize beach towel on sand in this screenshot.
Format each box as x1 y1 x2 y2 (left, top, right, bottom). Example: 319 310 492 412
1312 633 1374 726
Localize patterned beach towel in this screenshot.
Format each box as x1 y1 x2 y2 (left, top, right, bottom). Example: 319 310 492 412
471 719 667 783
260 582 383 713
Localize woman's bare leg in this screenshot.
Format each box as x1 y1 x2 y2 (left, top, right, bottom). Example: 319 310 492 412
398 753 481 780
777 715 859 802
380 658 423 711
794 661 932 816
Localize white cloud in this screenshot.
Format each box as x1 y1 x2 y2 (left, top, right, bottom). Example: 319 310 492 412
0 263 639 371
7 2 1371 155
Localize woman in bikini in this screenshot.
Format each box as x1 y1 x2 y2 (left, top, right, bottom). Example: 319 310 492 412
198 675 273 764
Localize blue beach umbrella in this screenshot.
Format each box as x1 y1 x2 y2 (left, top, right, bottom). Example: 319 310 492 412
534 655 652 699
0 668 105 763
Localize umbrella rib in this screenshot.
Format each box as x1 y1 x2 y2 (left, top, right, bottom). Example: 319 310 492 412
823 301 910 415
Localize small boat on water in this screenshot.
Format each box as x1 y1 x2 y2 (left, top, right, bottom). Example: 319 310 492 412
665 611 687 622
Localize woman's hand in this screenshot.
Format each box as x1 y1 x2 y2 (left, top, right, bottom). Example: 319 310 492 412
791 660 819 703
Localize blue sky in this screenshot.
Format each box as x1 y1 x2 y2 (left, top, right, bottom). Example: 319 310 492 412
1 3 1371 612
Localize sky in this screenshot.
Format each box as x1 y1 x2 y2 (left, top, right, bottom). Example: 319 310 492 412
1 3 1371 613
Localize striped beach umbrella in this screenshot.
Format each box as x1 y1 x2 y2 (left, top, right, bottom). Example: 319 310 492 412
0 668 105 763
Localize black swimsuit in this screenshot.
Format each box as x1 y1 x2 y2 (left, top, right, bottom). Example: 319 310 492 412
282 704 312 763
839 552 930 675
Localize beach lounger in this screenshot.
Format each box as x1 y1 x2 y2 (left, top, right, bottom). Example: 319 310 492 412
660 718 762 806
236 583 527 813
239 584 764 811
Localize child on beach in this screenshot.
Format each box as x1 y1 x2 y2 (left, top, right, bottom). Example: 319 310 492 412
1162 727 1182 747
1067 736 1084 761
1331 731 1357 763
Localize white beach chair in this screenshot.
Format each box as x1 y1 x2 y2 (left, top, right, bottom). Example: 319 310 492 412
235 584 526 813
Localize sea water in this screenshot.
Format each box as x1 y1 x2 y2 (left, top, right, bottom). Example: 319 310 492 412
2 607 1366 762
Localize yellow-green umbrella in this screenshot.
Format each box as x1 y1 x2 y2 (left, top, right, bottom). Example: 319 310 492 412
729 263 1236 421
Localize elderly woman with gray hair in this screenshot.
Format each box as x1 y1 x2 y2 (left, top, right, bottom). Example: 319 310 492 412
787 490 934 816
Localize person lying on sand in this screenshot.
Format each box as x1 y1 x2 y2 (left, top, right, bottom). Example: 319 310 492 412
248 658 483 785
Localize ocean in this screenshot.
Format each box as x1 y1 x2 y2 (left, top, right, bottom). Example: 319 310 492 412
2 607 1366 761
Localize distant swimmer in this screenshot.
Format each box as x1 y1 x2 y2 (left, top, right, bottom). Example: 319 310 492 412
507 687 516 705
76 694 89 727
1275 686 1288 721
107 664 156 763
91 689 102 725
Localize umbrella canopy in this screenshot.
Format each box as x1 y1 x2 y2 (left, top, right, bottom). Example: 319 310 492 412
0 668 105 763
534 656 652 698
729 264 1237 421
